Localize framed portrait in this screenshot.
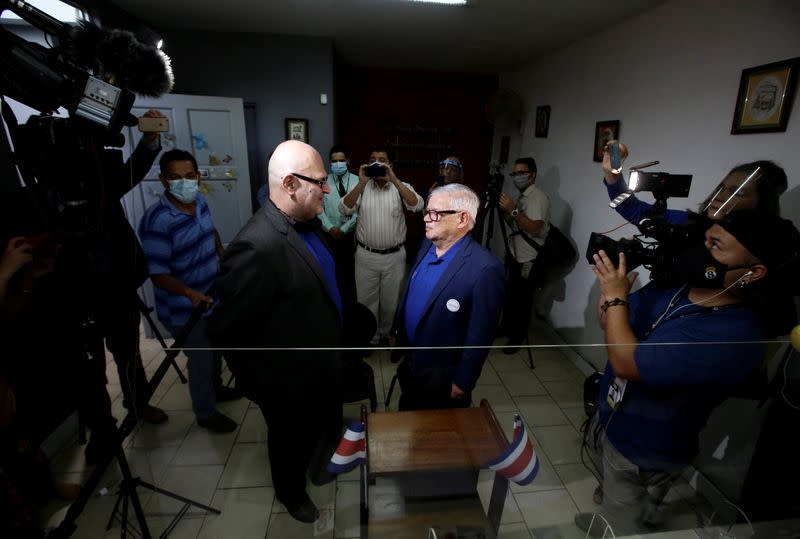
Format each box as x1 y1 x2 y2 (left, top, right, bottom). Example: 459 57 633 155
731 57 799 134
535 105 550 138
593 120 619 162
285 118 309 142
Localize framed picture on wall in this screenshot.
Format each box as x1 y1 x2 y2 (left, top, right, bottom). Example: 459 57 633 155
535 106 550 138
593 120 619 162
731 57 799 134
285 118 309 142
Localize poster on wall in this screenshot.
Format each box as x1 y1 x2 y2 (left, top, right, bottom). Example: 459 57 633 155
731 57 799 134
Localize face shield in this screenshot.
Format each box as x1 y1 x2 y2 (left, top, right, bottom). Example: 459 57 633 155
701 166 764 219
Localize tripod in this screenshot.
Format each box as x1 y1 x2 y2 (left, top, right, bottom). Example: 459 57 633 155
483 200 536 370
50 303 220 539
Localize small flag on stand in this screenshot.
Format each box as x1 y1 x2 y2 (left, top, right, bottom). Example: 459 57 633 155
326 421 366 474
486 414 539 485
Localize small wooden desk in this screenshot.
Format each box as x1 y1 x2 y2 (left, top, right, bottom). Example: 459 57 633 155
360 400 510 539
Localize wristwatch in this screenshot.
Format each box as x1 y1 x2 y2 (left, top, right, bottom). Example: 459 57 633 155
510 209 519 218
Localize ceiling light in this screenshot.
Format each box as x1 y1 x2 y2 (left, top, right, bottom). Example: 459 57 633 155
403 0 468 5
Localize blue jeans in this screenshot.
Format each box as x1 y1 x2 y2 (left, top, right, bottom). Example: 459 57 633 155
169 317 217 419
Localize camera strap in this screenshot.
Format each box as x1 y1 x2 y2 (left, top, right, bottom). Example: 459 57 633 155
510 229 542 253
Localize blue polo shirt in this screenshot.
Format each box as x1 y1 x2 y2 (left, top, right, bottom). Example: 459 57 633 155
598 284 764 470
404 238 466 343
139 193 219 328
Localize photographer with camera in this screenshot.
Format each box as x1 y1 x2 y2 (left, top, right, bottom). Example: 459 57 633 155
497 157 550 352
339 145 423 344
576 210 800 537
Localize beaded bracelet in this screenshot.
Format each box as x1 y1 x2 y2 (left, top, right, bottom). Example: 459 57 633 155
601 298 628 312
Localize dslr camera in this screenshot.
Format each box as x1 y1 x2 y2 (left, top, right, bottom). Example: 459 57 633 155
364 162 387 177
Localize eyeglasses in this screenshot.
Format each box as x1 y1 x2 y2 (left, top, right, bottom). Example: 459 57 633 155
509 171 530 178
290 172 327 188
423 209 460 222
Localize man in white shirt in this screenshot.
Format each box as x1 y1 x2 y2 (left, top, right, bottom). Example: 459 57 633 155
340 146 424 343
498 157 551 351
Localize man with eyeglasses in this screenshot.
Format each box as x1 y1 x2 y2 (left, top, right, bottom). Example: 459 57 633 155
139 149 238 434
391 184 505 410
340 145 424 344
208 140 347 523
498 156 551 352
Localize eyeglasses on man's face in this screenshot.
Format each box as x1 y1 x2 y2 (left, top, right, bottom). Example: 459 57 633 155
290 172 328 189
423 208 460 222
509 170 530 178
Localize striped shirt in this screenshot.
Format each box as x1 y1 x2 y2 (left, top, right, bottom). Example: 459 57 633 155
139 193 219 328
339 179 423 250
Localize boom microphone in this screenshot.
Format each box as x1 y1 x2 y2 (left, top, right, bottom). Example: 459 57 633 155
69 21 174 97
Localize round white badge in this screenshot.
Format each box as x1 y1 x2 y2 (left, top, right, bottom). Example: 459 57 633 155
446 299 460 312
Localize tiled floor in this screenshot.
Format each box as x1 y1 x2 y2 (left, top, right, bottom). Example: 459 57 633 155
40 320 715 539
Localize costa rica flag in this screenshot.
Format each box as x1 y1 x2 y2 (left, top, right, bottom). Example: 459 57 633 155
327 421 366 474
486 414 539 485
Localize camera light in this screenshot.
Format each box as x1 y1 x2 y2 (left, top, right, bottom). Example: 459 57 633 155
156 39 164 50
628 171 640 191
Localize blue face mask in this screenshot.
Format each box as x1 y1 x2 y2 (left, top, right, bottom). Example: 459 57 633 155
331 162 348 176
168 179 199 203
512 174 530 190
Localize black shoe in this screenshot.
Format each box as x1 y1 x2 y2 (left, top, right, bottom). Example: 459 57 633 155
286 498 319 523
197 411 237 433
310 466 337 486
216 386 242 402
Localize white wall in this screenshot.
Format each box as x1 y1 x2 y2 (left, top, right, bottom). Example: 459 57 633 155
496 0 800 368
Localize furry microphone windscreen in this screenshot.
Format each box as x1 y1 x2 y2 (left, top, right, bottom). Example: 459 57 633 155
69 22 174 97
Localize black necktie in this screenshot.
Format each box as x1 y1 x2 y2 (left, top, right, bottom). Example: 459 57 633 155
337 176 346 198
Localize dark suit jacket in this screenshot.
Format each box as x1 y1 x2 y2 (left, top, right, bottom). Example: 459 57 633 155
207 200 343 401
393 235 506 392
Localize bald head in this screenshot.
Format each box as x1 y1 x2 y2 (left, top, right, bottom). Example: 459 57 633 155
267 140 329 221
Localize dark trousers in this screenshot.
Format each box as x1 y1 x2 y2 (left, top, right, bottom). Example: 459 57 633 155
501 258 539 343
330 234 356 304
397 360 471 411
256 392 343 507
100 293 150 414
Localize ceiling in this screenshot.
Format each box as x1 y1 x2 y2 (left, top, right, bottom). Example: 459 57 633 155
108 0 664 73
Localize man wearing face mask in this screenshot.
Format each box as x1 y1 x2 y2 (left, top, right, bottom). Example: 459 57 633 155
575 210 800 537
498 157 550 352
139 149 237 433
320 145 358 299
427 155 464 195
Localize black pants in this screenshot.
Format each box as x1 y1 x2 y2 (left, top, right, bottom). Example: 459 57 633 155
397 360 471 411
256 392 342 507
501 258 539 343
99 292 151 414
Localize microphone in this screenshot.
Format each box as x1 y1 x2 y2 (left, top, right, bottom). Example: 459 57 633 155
69 22 174 97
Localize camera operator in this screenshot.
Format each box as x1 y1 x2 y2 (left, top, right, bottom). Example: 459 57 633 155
575 210 800 537
90 109 168 435
339 146 423 344
498 157 550 352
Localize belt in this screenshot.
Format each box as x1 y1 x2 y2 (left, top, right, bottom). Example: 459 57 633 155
357 240 403 254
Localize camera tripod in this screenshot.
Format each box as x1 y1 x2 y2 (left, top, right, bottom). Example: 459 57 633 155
49 302 220 539
482 201 535 369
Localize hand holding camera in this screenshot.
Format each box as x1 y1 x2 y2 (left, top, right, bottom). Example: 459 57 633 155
363 162 388 179
138 109 169 144
591 250 638 302
0 237 33 281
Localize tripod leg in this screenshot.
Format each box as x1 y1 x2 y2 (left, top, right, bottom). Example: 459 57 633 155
116 447 152 539
135 479 221 515
136 294 187 384
525 333 535 369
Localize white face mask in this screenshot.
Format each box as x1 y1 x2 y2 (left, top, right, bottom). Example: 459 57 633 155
511 174 530 190
168 179 199 203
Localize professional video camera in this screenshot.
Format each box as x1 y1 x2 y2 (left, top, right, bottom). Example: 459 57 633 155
585 164 702 281
0 0 172 234
484 163 504 208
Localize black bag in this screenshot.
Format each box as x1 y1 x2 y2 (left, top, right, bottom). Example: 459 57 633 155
512 223 577 283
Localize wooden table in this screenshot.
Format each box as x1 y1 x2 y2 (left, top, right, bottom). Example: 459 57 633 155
360 400 510 539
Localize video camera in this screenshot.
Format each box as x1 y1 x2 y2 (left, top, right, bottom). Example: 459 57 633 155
0 0 172 229
484 163 504 208
585 165 702 281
